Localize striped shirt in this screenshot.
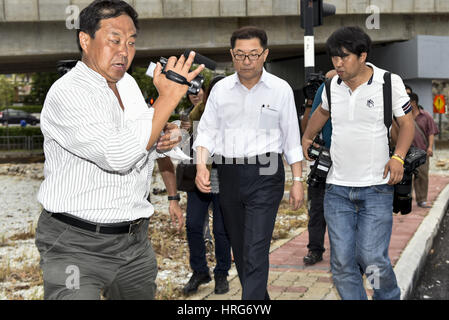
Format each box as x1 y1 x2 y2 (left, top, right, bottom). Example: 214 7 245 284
37 61 159 223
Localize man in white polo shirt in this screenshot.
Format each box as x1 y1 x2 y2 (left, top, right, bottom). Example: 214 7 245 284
302 26 414 300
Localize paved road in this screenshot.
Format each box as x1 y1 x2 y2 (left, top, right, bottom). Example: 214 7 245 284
410 205 449 300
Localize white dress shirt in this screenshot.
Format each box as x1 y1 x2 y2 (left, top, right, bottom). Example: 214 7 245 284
193 68 303 165
38 61 160 223
321 63 411 187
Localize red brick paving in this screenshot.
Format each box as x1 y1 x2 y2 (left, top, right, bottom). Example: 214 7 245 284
269 174 449 273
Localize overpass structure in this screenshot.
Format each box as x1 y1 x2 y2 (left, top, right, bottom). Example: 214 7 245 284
1 0 449 74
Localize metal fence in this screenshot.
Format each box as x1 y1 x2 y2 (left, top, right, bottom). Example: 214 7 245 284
0 135 44 151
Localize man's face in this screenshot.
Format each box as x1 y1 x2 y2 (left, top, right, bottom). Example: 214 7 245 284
230 38 268 82
188 88 204 106
79 14 137 84
331 48 367 82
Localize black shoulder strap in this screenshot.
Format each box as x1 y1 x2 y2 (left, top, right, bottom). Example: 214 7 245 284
383 72 392 151
325 73 392 151
325 78 332 114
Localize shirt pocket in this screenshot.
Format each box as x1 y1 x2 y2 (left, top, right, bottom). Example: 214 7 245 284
259 107 280 130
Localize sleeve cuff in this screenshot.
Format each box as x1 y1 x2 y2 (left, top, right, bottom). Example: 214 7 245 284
284 146 304 165
192 136 215 155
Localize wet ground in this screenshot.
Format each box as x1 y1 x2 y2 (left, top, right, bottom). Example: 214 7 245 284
410 205 449 300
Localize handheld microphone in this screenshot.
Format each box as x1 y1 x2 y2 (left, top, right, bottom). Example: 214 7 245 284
183 50 217 71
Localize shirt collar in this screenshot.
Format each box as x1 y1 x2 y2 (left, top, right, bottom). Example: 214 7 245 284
75 61 112 88
229 68 272 90
366 62 383 85
336 62 381 86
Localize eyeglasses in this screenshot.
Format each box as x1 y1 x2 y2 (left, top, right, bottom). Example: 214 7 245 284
232 49 266 61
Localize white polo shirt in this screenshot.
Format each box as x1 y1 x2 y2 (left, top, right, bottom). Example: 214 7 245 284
193 68 303 165
321 63 411 187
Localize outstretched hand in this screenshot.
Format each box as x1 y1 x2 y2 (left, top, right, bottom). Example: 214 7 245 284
153 52 205 103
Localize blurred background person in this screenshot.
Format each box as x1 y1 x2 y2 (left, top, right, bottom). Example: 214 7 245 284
409 93 439 208
179 75 232 295
301 69 336 266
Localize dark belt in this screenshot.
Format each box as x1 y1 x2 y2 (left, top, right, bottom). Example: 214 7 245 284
217 152 280 165
47 211 147 235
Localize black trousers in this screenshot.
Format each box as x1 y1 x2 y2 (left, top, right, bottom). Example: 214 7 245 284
217 154 284 300
306 182 327 253
186 190 231 276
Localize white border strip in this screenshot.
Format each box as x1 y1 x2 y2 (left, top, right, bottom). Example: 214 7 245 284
394 183 449 300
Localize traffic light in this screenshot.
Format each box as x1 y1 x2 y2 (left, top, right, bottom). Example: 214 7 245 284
300 0 336 29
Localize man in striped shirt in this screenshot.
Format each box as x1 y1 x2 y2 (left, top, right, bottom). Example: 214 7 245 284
35 0 203 300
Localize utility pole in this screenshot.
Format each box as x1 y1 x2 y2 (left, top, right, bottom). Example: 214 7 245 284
300 0 336 82
303 0 316 82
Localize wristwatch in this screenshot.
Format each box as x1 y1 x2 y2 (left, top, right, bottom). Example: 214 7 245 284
292 177 304 182
168 194 181 201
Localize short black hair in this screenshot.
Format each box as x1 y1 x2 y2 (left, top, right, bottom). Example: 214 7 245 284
230 26 268 49
409 92 419 104
405 84 413 93
77 0 139 53
326 26 372 58
205 75 225 101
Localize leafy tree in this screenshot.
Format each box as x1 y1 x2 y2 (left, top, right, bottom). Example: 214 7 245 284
0 75 15 108
28 72 59 105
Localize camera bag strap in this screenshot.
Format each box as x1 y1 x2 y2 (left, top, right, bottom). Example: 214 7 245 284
383 72 392 152
325 78 332 114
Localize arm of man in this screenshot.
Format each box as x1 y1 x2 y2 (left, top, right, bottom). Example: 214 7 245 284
300 101 312 134
156 157 184 232
147 52 204 151
302 105 330 161
289 161 304 210
383 74 415 185
192 87 220 194
426 111 439 157
428 134 435 157
383 113 414 184
195 146 211 193
280 85 305 210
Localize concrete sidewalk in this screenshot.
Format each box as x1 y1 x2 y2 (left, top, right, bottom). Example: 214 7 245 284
186 174 449 300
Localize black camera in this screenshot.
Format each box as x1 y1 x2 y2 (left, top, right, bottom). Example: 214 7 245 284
158 57 204 95
303 72 326 100
57 60 78 77
307 135 332 187
146 50 217 96
393 146 427 215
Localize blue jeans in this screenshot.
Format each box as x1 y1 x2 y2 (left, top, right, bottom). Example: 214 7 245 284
324 184 401 300
186 190 231 276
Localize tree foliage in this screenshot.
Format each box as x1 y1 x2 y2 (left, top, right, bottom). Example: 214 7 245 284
28 72 59 105
0 75 15 108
